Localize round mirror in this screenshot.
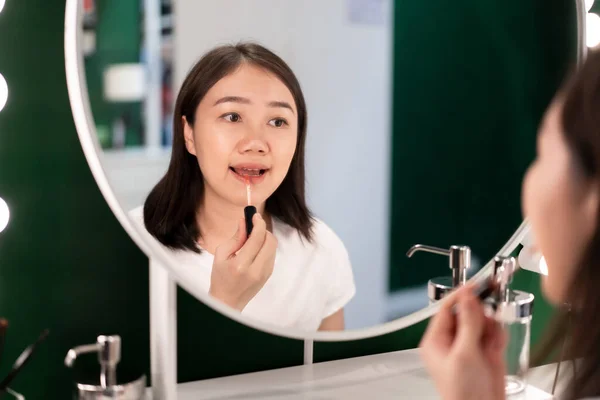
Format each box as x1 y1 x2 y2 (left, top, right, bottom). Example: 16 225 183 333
64 0 583 340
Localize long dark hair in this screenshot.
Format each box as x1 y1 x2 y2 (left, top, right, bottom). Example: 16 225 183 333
532 48 600 400
143 43 313 252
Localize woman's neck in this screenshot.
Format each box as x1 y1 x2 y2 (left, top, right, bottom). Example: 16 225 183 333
196 189 268 254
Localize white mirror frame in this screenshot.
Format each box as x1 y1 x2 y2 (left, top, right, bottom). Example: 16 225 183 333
64 0 586 396
64 0 587 342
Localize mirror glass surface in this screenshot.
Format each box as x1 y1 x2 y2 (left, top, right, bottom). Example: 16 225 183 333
77 0 555 333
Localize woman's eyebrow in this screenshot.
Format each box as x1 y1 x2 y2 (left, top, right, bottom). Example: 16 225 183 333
268 101 294 114
214 96 251 106
214 96 294 114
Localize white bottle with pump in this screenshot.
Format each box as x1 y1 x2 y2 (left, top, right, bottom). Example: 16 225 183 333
406 244 471 304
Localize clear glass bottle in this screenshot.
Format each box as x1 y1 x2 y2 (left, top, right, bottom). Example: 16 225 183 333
483 256 535 395
489 289 534 395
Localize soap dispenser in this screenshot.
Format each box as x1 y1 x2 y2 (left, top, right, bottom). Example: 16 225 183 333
406 244 471 303
486 256 535 396
65 335 146 400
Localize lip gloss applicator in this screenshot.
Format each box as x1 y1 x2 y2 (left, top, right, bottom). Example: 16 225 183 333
244 177 257 237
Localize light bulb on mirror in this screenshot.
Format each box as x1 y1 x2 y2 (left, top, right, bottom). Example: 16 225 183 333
587 0 595 12
0 73 7 113
587 13 600 48
0 197 9 233
0 0 4 14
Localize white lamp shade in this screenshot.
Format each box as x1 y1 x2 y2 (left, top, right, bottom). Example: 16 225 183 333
0 0 5 14
103 63 147 102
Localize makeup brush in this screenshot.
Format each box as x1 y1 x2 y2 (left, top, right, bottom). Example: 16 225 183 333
452 260 521 314
244 177 256 237
474 280 499 302
0 329 49 393
450 281 497 315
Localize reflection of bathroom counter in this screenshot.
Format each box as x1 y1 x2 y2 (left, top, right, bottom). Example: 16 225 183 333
148 348 554 399
101 147 171 211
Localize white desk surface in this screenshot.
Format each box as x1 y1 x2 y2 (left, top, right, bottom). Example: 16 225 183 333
149 348 556 399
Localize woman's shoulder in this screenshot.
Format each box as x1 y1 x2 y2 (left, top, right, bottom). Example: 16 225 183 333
310 217 347 251
274 216 348 257
128 205 144 225
127 205 206 261
128 205 155 244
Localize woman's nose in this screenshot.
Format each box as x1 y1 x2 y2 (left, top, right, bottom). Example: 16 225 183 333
238 136 268 154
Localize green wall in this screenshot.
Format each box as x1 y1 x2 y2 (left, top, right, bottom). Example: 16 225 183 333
389 0 575 291
0 0 575 397
0 1 302 397
84 0 143 148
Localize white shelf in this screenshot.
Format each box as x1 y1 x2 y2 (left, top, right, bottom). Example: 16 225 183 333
145 348 555 399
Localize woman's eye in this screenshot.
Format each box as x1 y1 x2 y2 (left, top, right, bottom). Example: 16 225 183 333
223 113 241 123
269 118 288 128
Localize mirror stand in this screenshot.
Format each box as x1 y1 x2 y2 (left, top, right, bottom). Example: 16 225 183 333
150 259 177 400
149 257 317 399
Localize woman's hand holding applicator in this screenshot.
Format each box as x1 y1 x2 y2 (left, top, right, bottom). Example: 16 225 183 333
209 213 277 311
208 179 277 311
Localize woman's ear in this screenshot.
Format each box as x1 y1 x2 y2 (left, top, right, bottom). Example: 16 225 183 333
182 116 197 156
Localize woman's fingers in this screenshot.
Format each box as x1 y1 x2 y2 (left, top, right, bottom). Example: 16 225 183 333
249 231 278 280
454 292 486 350
236 213 267 266
420 283 476 353
215 218 247 260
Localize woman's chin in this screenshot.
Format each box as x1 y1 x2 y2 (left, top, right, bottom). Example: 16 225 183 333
229 195 264 209
231 197 252 208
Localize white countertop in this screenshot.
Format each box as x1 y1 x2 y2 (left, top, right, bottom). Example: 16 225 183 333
150 348 555 399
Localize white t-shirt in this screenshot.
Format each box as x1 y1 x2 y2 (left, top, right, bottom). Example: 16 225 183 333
129 206 356 331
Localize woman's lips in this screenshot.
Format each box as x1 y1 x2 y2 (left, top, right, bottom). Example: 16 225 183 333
229 167 268 184
232 167 263 176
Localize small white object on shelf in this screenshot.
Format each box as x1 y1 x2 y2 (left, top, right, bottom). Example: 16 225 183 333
103 64 146 102
82 30 96 57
